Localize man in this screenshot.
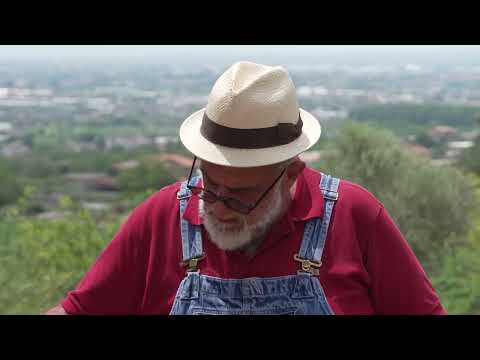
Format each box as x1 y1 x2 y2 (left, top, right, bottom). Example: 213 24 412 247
47 61 446 315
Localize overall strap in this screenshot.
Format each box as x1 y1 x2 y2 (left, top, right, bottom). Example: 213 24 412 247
177 176 204 272
295 173 340 275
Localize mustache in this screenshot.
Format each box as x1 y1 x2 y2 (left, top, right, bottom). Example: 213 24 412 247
199 201 248 234
204 211 245 231
200 202 244 222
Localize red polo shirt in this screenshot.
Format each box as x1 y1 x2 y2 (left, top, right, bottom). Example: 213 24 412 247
61 167 446 315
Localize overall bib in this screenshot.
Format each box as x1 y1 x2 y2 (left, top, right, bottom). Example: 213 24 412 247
170 173 340 315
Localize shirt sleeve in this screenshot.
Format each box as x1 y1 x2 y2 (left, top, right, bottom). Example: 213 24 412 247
366 206 447 315
61 199 153 315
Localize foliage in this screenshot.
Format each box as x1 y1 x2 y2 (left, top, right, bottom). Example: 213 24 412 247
0 189 122 314
118 161 175 195
430 176 480 314
1 120 479 314
460 139 480 175
317 122 476 269
0 159 24 206
349 104 480 135
315 122 480 313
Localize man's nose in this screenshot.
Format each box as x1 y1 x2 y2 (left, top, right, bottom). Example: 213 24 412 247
210 200 234 220
209 186 237 220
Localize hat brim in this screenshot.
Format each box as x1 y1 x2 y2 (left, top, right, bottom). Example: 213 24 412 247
179 108 321 168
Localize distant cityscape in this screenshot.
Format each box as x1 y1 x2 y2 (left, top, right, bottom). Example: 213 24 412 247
0 54 479 216
0 60 479 156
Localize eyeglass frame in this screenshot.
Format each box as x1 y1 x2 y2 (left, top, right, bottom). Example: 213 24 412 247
186 156 287 215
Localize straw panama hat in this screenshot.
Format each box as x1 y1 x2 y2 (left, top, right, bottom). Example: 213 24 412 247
179 61 322 167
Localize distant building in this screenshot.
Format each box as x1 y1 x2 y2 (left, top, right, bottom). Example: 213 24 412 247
35 211 67 220
9 88 32 97
460 130 479 141
405 64 422 72
64 173 120 191
431 158 455 167
1 141 30 158
112 160 140 172
311 107 348 121
335 89 365 97
154 136 178 151
81 202 111 212
429 126 459 143
297 86 313 97
65 173 107 182
93 177 120 191
404 143 432 158
105 135 152 150
447 141 474 150
66 141 99 153
86 97 115 114
147 153 195 180
52 97 78 105
445 149 463 160
393 93 423 104
370 93 388 104
0 99 38 107
0 122 12 133
159 153 194 169
93 86 157 98
297 86 329 97
32 89 53 97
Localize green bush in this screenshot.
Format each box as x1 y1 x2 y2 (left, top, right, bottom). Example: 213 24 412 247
0 192 122 314
460 140 480 175
431 178 480 314
318 122 476 269
118 161 175 195
316 122 480 313
350 104 480 135
0 159 23 206
430 242 480 314
1 122 478 314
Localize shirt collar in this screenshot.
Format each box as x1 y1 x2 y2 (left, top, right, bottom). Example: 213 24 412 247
289 166 325 222
183 179 202 225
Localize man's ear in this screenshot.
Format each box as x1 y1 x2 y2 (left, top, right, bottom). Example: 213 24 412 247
285 159 306 187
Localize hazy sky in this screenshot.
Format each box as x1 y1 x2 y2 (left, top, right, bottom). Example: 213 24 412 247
1 45 479 66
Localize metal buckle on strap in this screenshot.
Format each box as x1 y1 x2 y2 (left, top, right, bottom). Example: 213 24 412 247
294 254 322 275
322 190 338 201
177 191 191 200
181 254 206 272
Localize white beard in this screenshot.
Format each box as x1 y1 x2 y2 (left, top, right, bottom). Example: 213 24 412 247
199 184 285 252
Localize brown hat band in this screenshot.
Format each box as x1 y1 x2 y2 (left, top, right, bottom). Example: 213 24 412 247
200 112 303 149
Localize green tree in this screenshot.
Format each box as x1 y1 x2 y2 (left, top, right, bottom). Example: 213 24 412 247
475 112 480 127
461 141 480 175
349 104 480 135
0 195 121 314
415 131 436 148
0 159 23 206
430 175 480 314
118 161 175 195
317 122 476 270
315 122 480 314
459 112 480 175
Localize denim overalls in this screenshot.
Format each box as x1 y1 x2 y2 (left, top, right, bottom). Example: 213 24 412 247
169 173 340 315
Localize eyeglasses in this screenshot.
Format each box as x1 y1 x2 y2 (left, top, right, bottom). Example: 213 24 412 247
186 156 286 215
